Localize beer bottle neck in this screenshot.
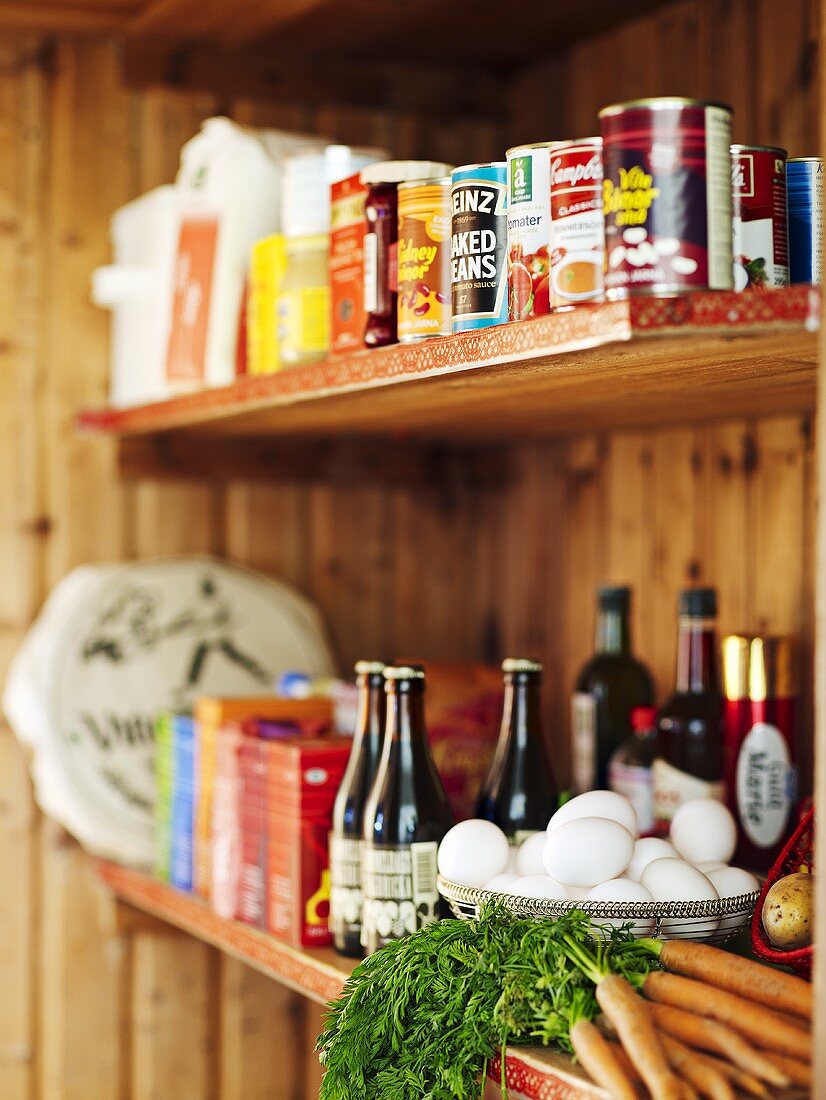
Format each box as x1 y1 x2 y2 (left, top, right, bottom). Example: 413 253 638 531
355 676 385 767
501 676 541 749
387 688 430 756
596 607 630 655
676 616 719 694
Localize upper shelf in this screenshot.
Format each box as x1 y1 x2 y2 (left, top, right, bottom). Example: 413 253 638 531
78 288 820 445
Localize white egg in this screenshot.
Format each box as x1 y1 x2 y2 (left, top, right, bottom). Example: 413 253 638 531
706 866 761 936
509 875 569 900
543 817 634 887
566 885 591 901
695 861 727 874
516 832 548 877
505 846 520 874
626 837 678 882
437 819 510 888
641 857 719 937
586 878 655 937
484 873 519 893
670 799 737 865
547 791 638 838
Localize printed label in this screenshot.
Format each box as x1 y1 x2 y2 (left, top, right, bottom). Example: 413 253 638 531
571 693 597 794
732 150 789 288
451 178 508 327
507 148 551 319
398 186 452 340
166 216 219 382
329 834 363 938
735 723 795 848
278 285 330 362
550 143 604 308
330 175 368 354
363 231 378 313
609 761 654 835
788 160 823 284
653 758 725 827
361 841 439 949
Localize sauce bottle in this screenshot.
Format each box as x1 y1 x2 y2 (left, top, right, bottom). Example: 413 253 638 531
608 705 658 835
329 660 386 957
653 587 725 833
476 658 557 840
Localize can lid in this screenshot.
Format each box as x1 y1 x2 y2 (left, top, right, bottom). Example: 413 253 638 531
678 587 717 618
502 657 542 673
383 664 426 681
361 160 454 185
354 660 387 675
788 157 825 163
549 137 603 150
731 143 788 157
451 161 507 175
505 142 554 156
598 584 631 611
599 96 732 118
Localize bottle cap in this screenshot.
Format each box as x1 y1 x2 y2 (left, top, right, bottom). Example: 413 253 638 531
678 587 717 618
502 657 542 673
383 665 426 681
723 634 797 700
631 705 657 732
354 660 387 676
598 585 630 610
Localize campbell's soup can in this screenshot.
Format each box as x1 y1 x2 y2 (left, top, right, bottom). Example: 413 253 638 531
787 157 823 285
600 97 733 296
549 138 605 309
731 145 789 289
397 178 452 341
722 635 798 871
451 162 508 332
506 143 551 320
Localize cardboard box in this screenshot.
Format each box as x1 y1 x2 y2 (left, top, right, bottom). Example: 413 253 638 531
330 173 368 354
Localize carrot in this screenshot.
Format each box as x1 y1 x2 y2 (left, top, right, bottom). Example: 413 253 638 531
658 1033 734 1100
606 1040 641 1083
596 974 682 1100
570 1019 638 1100
642 939 812 1022
648 1002 789 1086
752 1049 812 1089
690 1051 768 1098
642 971 811 1062
679 1084 700 1100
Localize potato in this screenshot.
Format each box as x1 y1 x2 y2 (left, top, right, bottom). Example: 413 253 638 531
761 872 814 951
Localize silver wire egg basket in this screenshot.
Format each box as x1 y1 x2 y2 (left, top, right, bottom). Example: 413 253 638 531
437 876 759 944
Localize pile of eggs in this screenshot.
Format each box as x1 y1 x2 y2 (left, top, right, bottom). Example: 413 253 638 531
437 791 760 938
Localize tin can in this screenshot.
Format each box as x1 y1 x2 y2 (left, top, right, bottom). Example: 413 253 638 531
549 138 604 309
451 162 508 332
731 145 789 289
787 157 823 285
722 635 797 871
506 144 551 320
600 97 733 297
397 177 452 341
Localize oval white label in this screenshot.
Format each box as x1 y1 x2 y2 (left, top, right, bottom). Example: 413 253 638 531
305 767 328 786
735 722 794 848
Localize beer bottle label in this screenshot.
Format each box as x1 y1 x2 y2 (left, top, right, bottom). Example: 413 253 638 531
735 723 796 848
571 693 597 793
652 758 725 828
609 761 654 835
329 834 363 939
361 842 439 950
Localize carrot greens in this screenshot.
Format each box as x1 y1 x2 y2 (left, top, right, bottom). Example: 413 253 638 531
317 906 659 1100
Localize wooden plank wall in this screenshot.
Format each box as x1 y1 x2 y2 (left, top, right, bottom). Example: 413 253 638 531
0 1 818 1097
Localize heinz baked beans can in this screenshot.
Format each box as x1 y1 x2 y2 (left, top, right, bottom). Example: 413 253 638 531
451 162 508 332
600 97 733 297
549 138 605 309
731 145 789 289
397 178 452 341
506 143 551 320
787 157 823 285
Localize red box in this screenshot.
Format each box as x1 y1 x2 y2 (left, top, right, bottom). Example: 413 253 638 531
265 737 350 947
330 173 368 354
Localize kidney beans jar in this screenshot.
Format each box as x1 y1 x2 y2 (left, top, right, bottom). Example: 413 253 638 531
397 178 452 341
361 161 453 347
731 144 789 289
451 162 509 332
599 97 733 297
506 143 551 320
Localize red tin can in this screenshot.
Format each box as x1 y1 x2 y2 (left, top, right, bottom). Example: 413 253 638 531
722 635 798 871
549 138 604 309
600 97 733 297
731 144 789 289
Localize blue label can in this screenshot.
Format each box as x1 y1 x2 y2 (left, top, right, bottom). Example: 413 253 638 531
451 162 508 331
787 157 823 285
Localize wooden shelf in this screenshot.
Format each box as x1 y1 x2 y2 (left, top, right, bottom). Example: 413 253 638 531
78 288 820 451
99 862 607 1100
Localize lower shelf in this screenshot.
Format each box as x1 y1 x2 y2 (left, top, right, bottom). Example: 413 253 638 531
99 862 607 1098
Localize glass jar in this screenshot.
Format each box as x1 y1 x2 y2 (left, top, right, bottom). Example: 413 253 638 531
278 234 330 366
